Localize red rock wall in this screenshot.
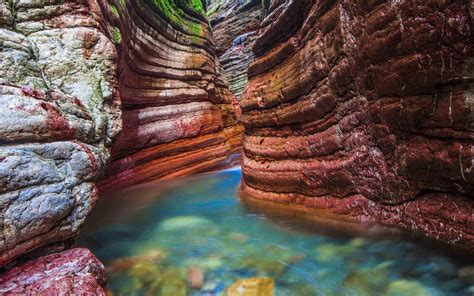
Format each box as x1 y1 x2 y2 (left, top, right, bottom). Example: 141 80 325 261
97 0 243 192
240 0 474 248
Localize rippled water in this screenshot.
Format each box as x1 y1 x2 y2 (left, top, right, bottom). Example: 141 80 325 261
77 168 473 295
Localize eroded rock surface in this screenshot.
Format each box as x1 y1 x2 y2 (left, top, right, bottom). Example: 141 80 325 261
96 0 242 191
0 248 107 295
0 0 121 266
208 0 262 98
240 0 474 247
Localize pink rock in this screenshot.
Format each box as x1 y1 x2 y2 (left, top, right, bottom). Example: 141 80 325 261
0 248 107 295
188 266 204 289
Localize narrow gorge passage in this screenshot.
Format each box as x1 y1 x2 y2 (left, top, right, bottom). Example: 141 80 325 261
0 0 473 295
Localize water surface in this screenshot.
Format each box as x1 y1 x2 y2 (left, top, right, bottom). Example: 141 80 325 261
77 169 473 295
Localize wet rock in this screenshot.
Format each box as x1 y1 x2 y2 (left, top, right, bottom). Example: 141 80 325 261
315 243 355 263
128 261 161 286
240 0 474 248
229 232 249 242
386 280 431 296
240 245 296 277
343 262 392 295
108 249 167 273
188 266 204 289
458 266 474 284
157 268 188 296
225 277 274 296
0 248 107 295
158 216 216 232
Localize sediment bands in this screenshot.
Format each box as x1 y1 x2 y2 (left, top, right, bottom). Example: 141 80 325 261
98 0 242 190
240 0 474 248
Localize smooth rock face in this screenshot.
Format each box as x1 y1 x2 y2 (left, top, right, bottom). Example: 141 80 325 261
0 0 121 266
0 248 107 295
97 0 243 191
241 0 474 247
208 0 262 98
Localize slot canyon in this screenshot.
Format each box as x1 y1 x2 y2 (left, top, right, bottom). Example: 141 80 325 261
0 0 473 295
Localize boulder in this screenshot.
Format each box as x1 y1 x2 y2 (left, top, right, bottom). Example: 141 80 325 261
0 248 107 295
0 0 121 267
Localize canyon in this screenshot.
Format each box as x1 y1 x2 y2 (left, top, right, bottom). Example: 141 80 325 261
0 0 473 294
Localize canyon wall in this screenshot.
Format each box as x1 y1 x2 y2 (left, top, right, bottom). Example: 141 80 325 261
240 0 474 248
208 0 262 98
0 0 121 267
97 0 243 192
0 0 241 283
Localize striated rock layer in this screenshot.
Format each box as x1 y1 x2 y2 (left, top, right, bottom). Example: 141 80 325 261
240 0 474 248
208 0 262 98
0 0 121 267
97 0 242 192
0 248 107 295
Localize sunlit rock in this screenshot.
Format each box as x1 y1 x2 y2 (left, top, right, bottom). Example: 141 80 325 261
225 277 274 296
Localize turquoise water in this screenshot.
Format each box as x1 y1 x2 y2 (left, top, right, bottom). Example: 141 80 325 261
77 169 473 295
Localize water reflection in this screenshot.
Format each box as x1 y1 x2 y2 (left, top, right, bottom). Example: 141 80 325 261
77 169 474 295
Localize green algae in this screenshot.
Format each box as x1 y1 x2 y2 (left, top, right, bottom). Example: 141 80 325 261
109 4 120 17
152 0 204 41
111 26 122 44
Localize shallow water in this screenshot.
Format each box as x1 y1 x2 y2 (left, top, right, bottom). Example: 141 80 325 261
77 169 473 295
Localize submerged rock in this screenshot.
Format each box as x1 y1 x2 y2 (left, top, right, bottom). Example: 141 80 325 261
157 268 188 296
188 266 204 289
343 262 393 295
0 248 107 295
158 216 216 232
108 249 167 273
458 266 474 284
225 277 274 296
386 280 431 296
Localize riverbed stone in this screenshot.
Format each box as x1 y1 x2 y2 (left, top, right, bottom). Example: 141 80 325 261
385 280 431 296
458 266 474 284
225 277 274 296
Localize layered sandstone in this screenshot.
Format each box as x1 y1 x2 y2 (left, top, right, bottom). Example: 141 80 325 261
97 0 242 192
208 0 262 98
0 0 121 266
0 248 107 295
240 0 474 248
